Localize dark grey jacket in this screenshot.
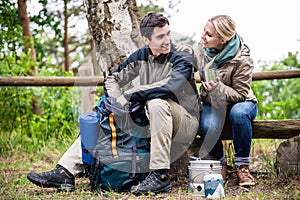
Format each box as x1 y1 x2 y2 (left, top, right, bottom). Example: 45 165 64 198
105 44 201 118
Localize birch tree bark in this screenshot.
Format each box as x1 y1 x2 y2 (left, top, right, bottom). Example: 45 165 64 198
83 0 143 76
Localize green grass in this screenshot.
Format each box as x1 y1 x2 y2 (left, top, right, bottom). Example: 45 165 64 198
1 135 299 199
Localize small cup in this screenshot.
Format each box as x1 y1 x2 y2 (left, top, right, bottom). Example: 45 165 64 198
201 69 216 82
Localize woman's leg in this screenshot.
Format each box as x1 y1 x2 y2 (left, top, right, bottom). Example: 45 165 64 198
230 101 258 167
199 104 227 164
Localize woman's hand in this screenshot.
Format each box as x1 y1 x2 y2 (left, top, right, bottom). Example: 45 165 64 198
202 77 220 91
175 44 193 54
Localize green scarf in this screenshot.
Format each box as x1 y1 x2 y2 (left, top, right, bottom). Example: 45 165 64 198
204 33 240 68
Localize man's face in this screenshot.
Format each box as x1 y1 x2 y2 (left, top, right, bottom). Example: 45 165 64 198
144 24 171 56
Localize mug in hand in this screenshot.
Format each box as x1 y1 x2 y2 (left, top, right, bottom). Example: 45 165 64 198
201 69 216 82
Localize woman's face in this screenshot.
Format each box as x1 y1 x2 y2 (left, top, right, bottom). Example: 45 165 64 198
200 21 226 51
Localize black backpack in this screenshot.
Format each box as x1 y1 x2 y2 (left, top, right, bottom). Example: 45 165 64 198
80 96 150 192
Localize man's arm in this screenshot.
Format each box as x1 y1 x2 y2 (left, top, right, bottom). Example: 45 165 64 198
121 50 195 103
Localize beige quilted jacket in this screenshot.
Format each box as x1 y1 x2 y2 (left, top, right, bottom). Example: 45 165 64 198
194 35 258 109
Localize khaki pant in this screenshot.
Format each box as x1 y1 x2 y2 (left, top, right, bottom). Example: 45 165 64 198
58 99 199 175
58 136 85 175
147 99 198 170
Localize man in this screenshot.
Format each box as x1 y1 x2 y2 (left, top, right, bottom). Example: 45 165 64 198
27 12 200 195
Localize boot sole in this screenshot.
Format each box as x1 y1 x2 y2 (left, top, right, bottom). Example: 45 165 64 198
27 174 75 191
238 182 255 186
154 184 172 194
133 184 172 195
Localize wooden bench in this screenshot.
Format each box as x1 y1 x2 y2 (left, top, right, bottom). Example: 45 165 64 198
1 70 300 141
221 119 300 140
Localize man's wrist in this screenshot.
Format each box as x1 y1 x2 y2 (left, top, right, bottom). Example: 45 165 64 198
116 95 128 107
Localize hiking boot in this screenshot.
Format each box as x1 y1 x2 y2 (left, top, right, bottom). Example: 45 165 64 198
221 162 227 180
130 169 171 195
236 165 255 186
27 164 75 191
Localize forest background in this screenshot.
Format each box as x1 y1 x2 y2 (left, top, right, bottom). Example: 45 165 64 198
0 0 299 199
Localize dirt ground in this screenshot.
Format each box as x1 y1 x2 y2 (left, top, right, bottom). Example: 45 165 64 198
1 154 299 199
170 164 299 199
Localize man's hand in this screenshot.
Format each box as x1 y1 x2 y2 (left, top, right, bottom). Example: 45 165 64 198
102 96 125 116
128 101 144 113
102 97 144 117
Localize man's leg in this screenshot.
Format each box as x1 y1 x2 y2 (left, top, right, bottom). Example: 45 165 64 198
167 99 199 163
131 99 198 195
148 99 198 169
27 136 85 191
148 99 173 170
131 99 173 195
57 136 85 175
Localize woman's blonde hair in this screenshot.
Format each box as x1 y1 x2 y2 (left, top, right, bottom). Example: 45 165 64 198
209 15 236 42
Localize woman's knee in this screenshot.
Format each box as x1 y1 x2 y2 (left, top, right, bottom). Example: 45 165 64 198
199 119 209 135
229 104 249 122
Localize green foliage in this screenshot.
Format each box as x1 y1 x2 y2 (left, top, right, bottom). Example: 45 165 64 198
31 0 91 72
282 52 300 68
0 52 37 76
0 52 80 155
253 52 300 119
0 86 80 154
0 0 96 155
138 0 165 17
0 0 23 56
30 5 63 60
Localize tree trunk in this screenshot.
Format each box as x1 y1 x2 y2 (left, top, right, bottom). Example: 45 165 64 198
17 0 37 67
83 0 143 75
275 136 300 176
64 0 70 72
90 40 98 75
18 0 41 114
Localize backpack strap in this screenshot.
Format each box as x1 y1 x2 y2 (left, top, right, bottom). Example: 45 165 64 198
89 150 102 192
100 156 134 165
108 113 118 158
131 146 138 176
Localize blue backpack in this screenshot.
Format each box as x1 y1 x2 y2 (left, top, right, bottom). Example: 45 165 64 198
80 96 150 192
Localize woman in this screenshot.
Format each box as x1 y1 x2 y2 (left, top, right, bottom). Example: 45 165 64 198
184 15 258 186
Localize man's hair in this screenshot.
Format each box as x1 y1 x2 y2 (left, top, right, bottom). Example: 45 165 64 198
140 12 169 40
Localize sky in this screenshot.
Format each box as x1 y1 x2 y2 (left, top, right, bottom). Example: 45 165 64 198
137 0 300 66
28 0 300 68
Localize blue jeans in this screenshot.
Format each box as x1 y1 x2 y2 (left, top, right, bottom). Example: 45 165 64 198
199 101 258 167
